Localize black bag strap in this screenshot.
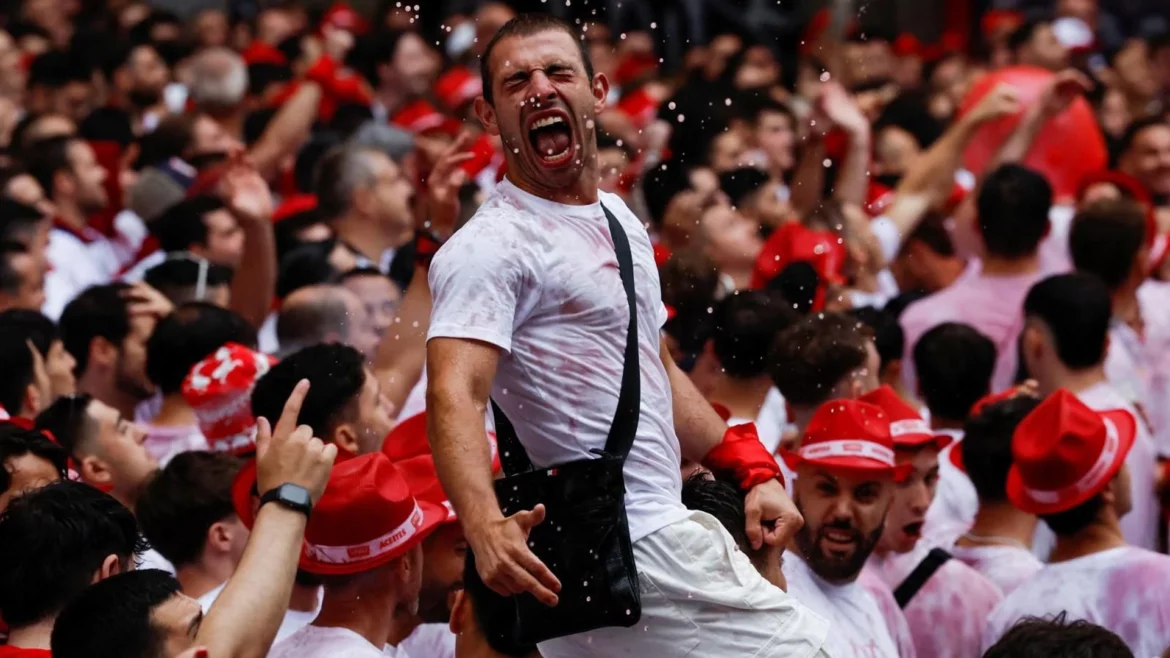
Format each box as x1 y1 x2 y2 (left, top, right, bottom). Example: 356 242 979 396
893 547 952 608
490 203 641 474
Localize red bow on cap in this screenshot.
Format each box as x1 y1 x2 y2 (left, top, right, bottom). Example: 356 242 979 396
1007 390 1137 515
782 399 912 481
859 385 952 450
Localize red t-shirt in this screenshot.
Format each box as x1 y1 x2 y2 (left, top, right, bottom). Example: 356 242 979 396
0 647 52 657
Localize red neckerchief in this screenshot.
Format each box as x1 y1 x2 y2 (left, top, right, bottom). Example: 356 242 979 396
51 217 98 245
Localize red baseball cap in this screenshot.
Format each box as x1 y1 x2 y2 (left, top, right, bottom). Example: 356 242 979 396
182 344 276 456
1007 389 1137 515
391 99 460 136
434 66 482 113
320 2 369 35
752 221 846 289
782 399 912 481
860 386 952 450
300 453 447 576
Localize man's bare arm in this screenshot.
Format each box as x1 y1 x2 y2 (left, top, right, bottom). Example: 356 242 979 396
661 338 726 462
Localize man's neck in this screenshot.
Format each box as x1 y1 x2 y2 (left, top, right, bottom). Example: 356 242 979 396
1048 517 1127 564
110 485 138 510
5 618 55 649
1037 364 1107 398
78 375 140 421
957 501 1037 548
507 165 601 206
376 87 407 116
980 253 1040 278
386 607 419 648
54 200 87 232
708 375 772 420
176 557 235 601
722 267 754 292
334 215 411 263
290 582 320 612
1113 286 1143 335
152 394 197 428
929 257 968 292
312 587 397 650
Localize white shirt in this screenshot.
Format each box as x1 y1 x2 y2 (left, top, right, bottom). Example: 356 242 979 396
269 625 389 658
428 180 689 542
727 387 787 454
399 623 455 658
1076 381 1158 551
138 548 174 574
1131 280 1170 456
949 544 1042 596
922 430 978 547
197 583 322 645
982 547 1170 656
782 552 909 658
44 224 135 320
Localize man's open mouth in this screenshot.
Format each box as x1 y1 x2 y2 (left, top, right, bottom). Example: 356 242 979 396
902 522 924 539
526 110 574 166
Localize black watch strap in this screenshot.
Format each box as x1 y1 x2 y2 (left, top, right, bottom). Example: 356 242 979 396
259 483 313 519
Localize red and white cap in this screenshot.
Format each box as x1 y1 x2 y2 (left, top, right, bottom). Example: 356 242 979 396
300 453 447 576
860 385 952 450
434 66 482 113
782 399 912 481
1007 389 1136 515
182 344 276 456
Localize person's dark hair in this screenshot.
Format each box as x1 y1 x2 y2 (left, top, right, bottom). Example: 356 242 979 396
151 195 226 253
1070 199 1148 291
770 313 873 406
977 165 1052 259
1041 494 1107 536
901 210 956 257
277 241 341 299
766 261 821 314
659 249 719 356
145 303 256 395
641 162 692 228
0 309 59 358
962 395 1042 503
251 343 367 438
34 393 96 459
50 569 183 658
719 167 770 210
0 323 38 414
137 451 243 568
294 133 342 194
480 14 595 106
0 241 31 299
874 90 945 150
0 480 147 628
22 135 78 200
462 554 539 657
681 472 749 552
0 423 68 494
0 198 45 245
711 290 798 379
747 96 795 129
1023 273 1111 370
984 613 1133 658
1007 19 1048 54
59 283 134 377
143 258 235 305
242 107 278 147
1117 116 1168 160
26 50 92 91
850 306 903 375
276 287 351 352
913 322 996 422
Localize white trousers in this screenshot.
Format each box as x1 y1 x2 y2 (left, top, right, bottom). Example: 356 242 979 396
539 511 832 657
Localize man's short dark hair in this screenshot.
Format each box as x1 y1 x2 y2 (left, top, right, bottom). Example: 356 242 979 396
851 306 904 376
0 423 68 495
0 309 60 358
1023 273 1111 370
35 393 97 459
681 473 749 553
151 195 225 253
22 135 77 200
0 198 46 245
747 96 795 128
0 241 30 298
1117 116 1169 159
977 165 1052 259
1007 19 1049 54
137 451 243 568
480 14 594 106
913 322 996 422
51 569 184 658
0 480 147 628
901 211 955 257
145 303 256 395
277 241 342 300
59 283 133 377
463 555 538 658
712 290 799 379
770 313 873 407
1070 199 1147 291
1041 495 1106 536
719 167 770 210
27 49 91 91
0 324 37 414
251 343 367 438
962 396 1041 503
984 613 1133 658
143 257 235 305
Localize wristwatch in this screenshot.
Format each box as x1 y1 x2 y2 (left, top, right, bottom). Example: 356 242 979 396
259 483 313 519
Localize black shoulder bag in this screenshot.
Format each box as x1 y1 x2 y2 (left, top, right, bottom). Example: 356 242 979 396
893 547 952 608
465 203 642 646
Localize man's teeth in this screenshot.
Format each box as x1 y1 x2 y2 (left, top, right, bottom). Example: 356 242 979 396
532 115 565 129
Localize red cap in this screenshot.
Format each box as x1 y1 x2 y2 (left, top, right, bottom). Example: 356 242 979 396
392 99 459 136
1007 390 1136 515
461 133 498 179
434 66 482 113
982 10 1024 38
273 194 319 223
241 40 288 67
782 399 912 480
615 87 660 131
320 2 369 35
397 454 457 523
860 385 952 450
866 181 895 216
752 221 846 289
182 344 276 456
300 453 447 575
893 33 922 58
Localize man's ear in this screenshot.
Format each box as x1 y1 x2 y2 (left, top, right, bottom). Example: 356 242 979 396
330 424 362 456
79 455 111 487
207 521 234 554
23 382 43 418
89 336 119 371
474 96 499 137
94 553 123 583
448 588 469 635
592 72 611 115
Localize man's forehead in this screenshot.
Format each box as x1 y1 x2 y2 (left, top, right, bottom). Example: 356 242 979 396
491 30 582 74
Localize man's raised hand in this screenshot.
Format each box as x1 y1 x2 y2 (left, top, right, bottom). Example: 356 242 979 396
255 379 336 503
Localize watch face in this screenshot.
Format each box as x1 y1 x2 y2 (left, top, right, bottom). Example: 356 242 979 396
281 485 312 508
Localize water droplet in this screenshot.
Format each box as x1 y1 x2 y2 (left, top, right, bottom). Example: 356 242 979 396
513 148 520 154
668 101 676 110
650 22 657 29
620 32 627 40
823 158 832 167
586 596 591 602
819 71 831 82
616 139 623 147
677 114 685 122
725 98 732 106
585 118 596 129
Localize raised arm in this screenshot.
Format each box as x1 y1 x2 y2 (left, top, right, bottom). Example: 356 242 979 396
988 69 1091 172
221 155 277 329
248 81 323 182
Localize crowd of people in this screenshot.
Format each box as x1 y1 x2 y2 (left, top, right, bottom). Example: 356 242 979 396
0 0 1168 656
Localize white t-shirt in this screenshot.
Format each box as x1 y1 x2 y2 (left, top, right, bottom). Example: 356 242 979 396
982 546 1170 656
428 180 689 542
782 552 909 658
1129 280 1170 456
399 623 455 658
949 544 1042 596
1077 382 1158 551
269 625 389 658
922 430 977 547
43 222 140 320
197 583 322 645
727 386 787 454
138 548 174 574
866 546 1003 658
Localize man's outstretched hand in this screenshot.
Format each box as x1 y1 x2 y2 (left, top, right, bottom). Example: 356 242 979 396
466 504 563 607
745 478 804 551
